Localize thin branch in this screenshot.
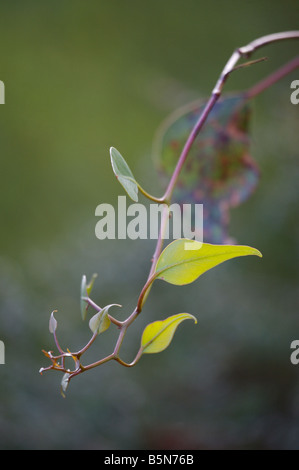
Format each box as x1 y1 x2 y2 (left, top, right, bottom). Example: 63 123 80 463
43 31 299 389
137 31 299 318
232 56 268 72
246 55 299 99
164 31 299 203
162 93 219 202
53 329 64 355
82 296 101 312
75 331 98 357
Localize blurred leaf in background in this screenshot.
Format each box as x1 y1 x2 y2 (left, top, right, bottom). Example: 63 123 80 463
154 94 260 244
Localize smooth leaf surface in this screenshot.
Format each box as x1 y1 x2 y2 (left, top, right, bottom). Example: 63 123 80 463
80 274 97 320
110 147 138 201
155 239 262 285
141 313 197 354
49 310 58 334
86 273 97 296
89 304 121 335
80 275 88 320
61 372 70 398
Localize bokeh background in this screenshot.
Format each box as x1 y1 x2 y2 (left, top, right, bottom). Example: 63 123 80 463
0 0 298 449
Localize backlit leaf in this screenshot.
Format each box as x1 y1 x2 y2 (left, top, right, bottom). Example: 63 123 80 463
80 275 88 320
86 273 98 296
49 310 58 334
80 274 97 321
154 94 259 243
110 147 138 202
61 372 70 398
89 304 121 335
155 238 262 285
141 313 197 354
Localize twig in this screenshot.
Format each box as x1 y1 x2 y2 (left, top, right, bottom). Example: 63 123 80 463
42 31 299 389
246 55 299 99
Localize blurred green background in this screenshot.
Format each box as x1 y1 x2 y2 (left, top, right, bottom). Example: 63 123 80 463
0 0 298 449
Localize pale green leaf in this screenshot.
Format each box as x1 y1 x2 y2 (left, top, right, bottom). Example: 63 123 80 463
80 275 88 320
154 239 262 286
61 372 70 398
110 147 138 202
141 313 197 354
80 274 97 320
89 304 121 335
49 310 58 334
86 273 98 295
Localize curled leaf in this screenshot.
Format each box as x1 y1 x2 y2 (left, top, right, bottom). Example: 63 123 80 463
110 147 138 202
49 310 58 334
86 273 98 295
80 274 97 321
61 372 70 398
89 304 121 335
155 238 262 286
80 275 88 320
141 313 197 354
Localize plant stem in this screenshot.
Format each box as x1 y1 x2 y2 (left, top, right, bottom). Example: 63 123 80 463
110 31 299 362
76 331 98 357
162 93 219 202
164 32 299 204
45 31 299 385
246 55 299 99
75 353 115 373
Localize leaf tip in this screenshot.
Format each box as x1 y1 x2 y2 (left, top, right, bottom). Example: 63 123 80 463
249 247 263 258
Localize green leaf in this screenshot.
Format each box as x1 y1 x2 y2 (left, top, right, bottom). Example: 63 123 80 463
110 147 138 202
89 304 121 335
49 310 58 334
80 274 97 320
61 372 70 398
80 275 88 320
141 313 197 354
155 239 262 285
86 273 98 295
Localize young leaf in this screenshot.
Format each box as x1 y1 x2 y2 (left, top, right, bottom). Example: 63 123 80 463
110 147 138 202
86 273 98 296
155 239 262 285
80 275 88 320
61 372 70 398
80 274 97 320
141 313 197 354
49 310 58 334
89 304 121 335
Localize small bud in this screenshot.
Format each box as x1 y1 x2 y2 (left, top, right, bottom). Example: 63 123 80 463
49 310 58 334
